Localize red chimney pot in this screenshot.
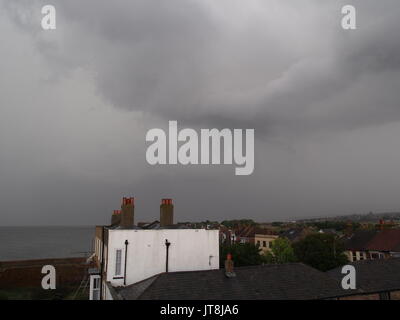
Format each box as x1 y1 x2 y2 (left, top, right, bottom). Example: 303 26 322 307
122 197 134 205
162 199 173 205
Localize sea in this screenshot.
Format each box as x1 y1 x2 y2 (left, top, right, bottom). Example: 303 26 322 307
0 226 95 261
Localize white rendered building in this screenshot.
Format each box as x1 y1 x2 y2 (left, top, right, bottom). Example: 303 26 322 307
90 198 219 300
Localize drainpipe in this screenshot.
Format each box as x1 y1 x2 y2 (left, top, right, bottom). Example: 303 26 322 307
99 226 105 300
124 240 129 286
165 239 171 272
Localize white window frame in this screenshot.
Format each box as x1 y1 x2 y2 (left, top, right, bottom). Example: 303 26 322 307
370 251 384 260
115 248 123 276
89 275 101 300
352 251 357 261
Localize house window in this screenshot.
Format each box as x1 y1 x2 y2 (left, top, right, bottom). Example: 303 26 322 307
379 292 391 300
93 277 100 289
263 241 267 248
370 252 384 260
359 252 365 260
352 251 357 261
256 240 261 246
115 249 122 276
90 275 101 300
391 252 400 258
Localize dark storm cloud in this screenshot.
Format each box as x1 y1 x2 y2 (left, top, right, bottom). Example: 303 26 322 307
9 0 399 135
1 0 400 225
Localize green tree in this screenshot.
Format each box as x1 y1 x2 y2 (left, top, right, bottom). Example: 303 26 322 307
263 238 297 264
220 243 263 267
293 233 348 271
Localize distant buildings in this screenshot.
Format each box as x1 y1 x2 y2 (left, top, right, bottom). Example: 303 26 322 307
219 225 279 254
280 228 313 243
254 234 279 254
232 225 255 244
89 202 400 300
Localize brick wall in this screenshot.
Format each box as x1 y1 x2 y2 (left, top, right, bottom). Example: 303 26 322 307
0 258 92 289
338 290 400 300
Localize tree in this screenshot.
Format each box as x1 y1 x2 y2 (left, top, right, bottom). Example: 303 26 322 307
220 219 257 228
271 222 283 227
220 243 263 267
263 238 297 264
293 233 348 271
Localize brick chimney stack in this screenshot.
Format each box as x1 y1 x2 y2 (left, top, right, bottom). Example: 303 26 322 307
120 197 135 228
160 199 173 227
111 210 121 226
225 253 236 278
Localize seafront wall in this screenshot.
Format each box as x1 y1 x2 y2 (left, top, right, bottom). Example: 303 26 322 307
0 257 92 289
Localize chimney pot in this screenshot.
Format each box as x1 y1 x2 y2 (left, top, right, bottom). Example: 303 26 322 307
225 253 236 278
122 197 134 205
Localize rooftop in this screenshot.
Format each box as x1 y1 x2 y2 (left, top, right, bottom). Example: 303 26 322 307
343 230 378 251
280 228 304 241
327 258 400 295
366 229 400 252
115 263 349 300
344 229 400 252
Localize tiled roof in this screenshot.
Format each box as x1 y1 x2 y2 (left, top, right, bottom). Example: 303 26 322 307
254 228 278 236
233 226 277 238
366 229 400 252
236 225 255 238
327 258 400 295
280 229 303 241
113 275 159 300
115 263 349 300
344 229 400 252
343 230 378 251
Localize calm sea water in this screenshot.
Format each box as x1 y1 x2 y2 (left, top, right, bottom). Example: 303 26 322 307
0 226 95 261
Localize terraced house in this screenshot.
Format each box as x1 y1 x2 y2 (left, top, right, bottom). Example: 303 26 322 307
344 229 400 262
90 197 219 300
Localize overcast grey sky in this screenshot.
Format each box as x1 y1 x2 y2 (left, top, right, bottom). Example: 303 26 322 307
1 0 400 226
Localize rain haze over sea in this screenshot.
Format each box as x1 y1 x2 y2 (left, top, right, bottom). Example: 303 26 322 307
0 226 94 261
